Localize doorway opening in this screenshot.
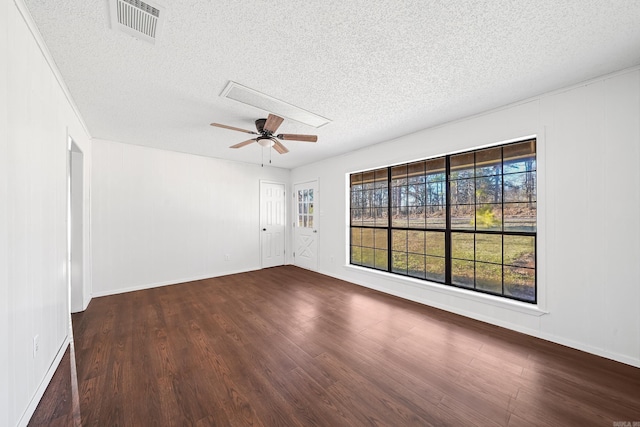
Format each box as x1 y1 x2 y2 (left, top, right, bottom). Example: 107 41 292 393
68 139 85 313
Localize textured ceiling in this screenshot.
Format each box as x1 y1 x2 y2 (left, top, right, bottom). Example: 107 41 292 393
23 0 640 169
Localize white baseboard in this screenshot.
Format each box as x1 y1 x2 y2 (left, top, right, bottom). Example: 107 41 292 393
91 267 261 299
323 269 640 369
18 336 70 427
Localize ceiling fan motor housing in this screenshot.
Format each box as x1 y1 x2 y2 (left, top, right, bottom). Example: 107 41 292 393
255 118 267 134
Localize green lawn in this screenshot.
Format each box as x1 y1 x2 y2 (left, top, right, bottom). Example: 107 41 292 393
351 225 535 301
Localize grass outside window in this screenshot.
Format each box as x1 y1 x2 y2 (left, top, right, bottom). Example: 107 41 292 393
350 139 536 303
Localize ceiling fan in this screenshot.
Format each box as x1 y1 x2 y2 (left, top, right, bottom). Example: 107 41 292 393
210 114 318 154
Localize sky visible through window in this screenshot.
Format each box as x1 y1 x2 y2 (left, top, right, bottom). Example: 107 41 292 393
350 139 536 303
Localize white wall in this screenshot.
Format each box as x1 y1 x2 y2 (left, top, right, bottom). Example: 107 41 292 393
91 139 290 296
2 0 92 425
292 68 640 368
1 0 10 423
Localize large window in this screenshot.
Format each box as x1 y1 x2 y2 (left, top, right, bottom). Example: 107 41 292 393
350 139 537 303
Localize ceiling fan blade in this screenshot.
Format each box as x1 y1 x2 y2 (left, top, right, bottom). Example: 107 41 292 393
273 140 289 154
211 123 257 134
230 139 256 149
277 133 318 142
263 114 284 133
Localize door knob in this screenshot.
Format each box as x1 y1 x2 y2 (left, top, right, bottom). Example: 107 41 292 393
262 228 267 231
313 230 317 233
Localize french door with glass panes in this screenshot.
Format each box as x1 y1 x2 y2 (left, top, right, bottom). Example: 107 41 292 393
293 181 318 271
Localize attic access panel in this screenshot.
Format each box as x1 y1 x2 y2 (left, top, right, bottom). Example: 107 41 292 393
220 81 331 128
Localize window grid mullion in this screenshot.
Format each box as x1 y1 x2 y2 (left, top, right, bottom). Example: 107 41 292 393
501 146 505 296
473 151 477 290
349 138 536 304
387 167 392 274
445 156 452 284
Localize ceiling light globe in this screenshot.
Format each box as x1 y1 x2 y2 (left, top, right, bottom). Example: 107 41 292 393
257 137 275 147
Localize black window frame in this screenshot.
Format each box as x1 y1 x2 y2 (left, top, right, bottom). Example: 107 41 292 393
350 138 537 304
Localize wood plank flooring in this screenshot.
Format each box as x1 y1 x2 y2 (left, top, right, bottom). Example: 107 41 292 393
28 345 81 427
36 266 640 425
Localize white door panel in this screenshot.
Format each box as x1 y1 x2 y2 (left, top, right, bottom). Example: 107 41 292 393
260 182 286 268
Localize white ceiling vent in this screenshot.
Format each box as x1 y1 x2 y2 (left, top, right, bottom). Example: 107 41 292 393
110 0 165 44
221 81 331 128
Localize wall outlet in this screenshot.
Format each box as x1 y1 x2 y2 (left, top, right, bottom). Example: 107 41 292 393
33 335 39 358
224 254 230 261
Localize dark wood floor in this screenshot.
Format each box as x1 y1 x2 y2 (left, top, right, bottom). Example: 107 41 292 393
28 345 81 427
33 265 640 426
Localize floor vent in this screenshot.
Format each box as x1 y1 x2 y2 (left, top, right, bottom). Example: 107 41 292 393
110 0 165 44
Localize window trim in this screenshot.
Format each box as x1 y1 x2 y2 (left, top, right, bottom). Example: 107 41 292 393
345 263 548 316
348 138 538 305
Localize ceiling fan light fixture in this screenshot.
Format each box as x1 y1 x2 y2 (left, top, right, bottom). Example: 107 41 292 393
256 137 275 147
213 114 314 155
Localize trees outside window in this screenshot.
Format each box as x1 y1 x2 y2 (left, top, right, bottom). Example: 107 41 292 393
350 139 536 303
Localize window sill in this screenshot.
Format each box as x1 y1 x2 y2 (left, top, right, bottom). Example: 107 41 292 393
345 264 548 317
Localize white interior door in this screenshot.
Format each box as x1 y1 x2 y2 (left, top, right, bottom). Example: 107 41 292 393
260 181 286 268
294 180 318 271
